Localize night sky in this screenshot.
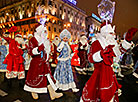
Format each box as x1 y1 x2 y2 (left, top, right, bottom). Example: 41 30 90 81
77 0 138 41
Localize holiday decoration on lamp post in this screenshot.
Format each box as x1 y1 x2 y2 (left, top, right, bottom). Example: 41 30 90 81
97 0 115 23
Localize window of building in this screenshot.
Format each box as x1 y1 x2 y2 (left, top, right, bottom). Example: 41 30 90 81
55 12 57 16
27 6 29 9
60 6 62 10
49 9 51 15
48 26 51 31
54 28 56 32
55 4 57 8
68 10 70 14
71 13 73 16
48 0 53 6
59 14 62 18
59 29 61 32
37 2 39 6
64 9 66 12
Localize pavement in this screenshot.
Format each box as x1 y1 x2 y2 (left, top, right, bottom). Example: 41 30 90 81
0 66 138 102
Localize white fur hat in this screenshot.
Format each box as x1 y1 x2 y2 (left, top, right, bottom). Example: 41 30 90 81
27 34 33 38
100 24 115 34
36 25 47 33
60 29 71 40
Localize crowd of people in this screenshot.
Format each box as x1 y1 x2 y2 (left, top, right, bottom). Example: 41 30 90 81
0 22 137 102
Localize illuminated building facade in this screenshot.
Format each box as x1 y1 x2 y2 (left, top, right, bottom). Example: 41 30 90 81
0 0 87 40
86 13 102 36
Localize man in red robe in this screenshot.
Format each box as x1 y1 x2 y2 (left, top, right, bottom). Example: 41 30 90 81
24 24 63 100
80 23 137 102
51 35 60 67
2 27 25 80
77 34 89 73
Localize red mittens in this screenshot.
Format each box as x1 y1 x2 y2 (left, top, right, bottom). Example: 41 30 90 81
100 45 116 66
125 28 138 42
38 44 44 52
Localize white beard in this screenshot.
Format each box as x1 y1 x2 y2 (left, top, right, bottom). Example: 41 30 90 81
34 32 51 54
106 35 121 63
97 33 121 63
15 37 25 45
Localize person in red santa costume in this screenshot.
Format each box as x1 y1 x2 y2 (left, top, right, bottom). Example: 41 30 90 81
24 24 63 100
70 39 80 67
2 26 25 87
51 35 60 67
80 22 138 102
77 32 89 73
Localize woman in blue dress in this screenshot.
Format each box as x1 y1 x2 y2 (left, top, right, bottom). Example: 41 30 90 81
0 38 7 72
54 29 79 92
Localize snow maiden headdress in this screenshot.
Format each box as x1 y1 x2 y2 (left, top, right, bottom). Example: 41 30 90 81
60 29 71 40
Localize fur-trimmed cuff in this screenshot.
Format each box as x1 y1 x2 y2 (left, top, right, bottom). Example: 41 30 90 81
122 39 132 50
92 51 103 62
32 47 40 55
80 46 83 49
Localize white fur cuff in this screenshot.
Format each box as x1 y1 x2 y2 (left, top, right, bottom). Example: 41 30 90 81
122 40 132 50
80 46 83 49
92 51 103 62
32 47 40 55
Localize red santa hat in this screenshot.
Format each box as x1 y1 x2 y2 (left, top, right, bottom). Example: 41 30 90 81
15 32 22 38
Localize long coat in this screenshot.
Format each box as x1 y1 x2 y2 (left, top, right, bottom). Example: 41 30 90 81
3 37 25 79
24 37 55 93
81 40 121 102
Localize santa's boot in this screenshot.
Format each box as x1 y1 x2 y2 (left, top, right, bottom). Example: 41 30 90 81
72 87 79 92
47 85 63 100
31 92 38 100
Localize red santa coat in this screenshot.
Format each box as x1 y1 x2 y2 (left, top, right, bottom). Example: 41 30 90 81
24 37 56 93
81 40 121 102
78 42 88 68
71 44 80 66
51 43 58 64
3 37 25 79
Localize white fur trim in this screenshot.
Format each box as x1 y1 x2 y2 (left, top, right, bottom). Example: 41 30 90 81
92 51 103 62
85 43 89 50
55 80 76 91
32 47 40 55
6 71 25 79
80 46 83 49
57 41 65 52
109 95 115 102
24 85 47 93
133 72 138 78
27 34 33 38
80 97 83 102
122 40 132 50
47 74 57 91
